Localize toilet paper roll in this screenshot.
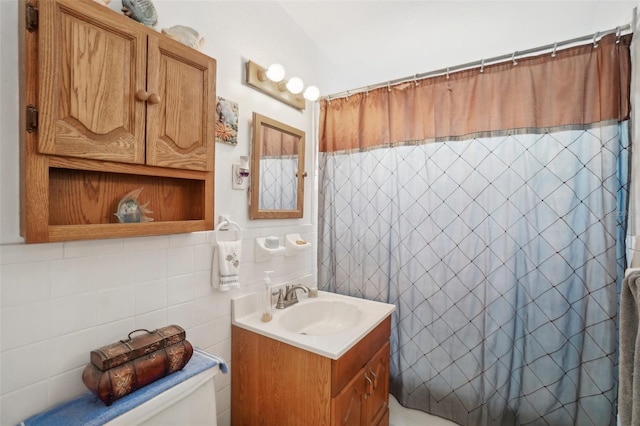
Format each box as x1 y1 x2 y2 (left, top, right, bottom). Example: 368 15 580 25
265 236 279 249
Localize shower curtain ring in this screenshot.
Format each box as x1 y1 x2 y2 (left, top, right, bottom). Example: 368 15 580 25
593 32 599 48
387 82 391 92
480 59 484 73
511 51 518 66
551 42 557 58
446 67 450 79
616 27 621 43
414 74 420 86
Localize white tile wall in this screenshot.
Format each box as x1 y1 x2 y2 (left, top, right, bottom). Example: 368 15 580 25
0 228 317 426
2 301 52 351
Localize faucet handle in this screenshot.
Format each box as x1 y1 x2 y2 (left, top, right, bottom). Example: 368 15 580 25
272 288 285 309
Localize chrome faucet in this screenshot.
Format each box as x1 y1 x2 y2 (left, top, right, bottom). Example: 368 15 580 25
274 284 310 309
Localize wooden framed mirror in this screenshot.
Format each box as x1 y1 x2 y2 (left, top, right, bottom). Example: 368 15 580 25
250 112 305 219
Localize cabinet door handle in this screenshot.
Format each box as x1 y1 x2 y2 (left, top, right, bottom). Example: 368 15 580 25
135 91 160 105
369 369 378 390
364 373 373 399
147 93 161 105
135 90 149 101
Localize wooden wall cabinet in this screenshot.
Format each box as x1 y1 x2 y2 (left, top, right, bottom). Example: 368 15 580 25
19 0 216 243
231 316 391 426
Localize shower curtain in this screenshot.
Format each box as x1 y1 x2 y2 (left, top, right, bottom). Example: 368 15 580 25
318 34 632 425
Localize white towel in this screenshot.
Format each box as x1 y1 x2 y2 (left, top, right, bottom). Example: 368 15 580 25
212 240 241 291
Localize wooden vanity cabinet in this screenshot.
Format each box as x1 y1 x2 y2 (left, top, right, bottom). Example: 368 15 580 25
231 316 391 426
332 342 390 426
19 0 216 242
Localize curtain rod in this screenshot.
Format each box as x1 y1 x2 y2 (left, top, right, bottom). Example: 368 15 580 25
323 24 632 101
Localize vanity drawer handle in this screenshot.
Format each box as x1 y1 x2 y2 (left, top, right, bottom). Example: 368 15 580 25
369 369 378 390
364 373 373 399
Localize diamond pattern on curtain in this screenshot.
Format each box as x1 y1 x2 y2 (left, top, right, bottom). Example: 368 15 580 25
318 122 629 425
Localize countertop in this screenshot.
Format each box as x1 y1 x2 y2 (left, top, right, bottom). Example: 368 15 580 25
231 289 396 360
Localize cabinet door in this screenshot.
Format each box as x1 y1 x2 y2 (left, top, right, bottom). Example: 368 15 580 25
332 366 366 426
365 342 390 425
146 36 216 171
38 0 146 164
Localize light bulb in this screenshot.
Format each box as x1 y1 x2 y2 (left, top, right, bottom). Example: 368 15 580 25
265 64 285 82
303 85 320 101
286 77 304 94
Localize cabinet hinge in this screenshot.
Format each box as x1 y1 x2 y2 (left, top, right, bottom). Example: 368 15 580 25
26 105 39 133
26 3 38 32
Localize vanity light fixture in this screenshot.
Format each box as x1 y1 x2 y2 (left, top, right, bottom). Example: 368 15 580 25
245 60 320 111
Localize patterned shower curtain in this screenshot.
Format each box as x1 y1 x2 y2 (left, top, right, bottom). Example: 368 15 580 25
318 34 632 425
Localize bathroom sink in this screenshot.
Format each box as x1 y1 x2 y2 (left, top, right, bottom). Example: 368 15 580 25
231 284 396 359
279 300 363 335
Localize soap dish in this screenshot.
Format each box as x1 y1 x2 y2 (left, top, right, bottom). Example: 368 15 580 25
255 237 285 262
285 233 312 257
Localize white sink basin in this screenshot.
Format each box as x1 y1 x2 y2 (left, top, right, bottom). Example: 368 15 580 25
279 300 363 336
232 287 396 359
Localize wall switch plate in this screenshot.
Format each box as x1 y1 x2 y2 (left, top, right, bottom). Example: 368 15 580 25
232 164 248 190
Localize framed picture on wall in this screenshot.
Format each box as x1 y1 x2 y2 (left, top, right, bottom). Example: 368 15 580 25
215 97 239 145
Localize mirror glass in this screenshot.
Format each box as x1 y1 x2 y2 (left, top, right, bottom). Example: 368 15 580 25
250 112 305 219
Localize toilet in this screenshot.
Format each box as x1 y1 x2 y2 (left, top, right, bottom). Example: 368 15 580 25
106 357 219 425
22 348 225 426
